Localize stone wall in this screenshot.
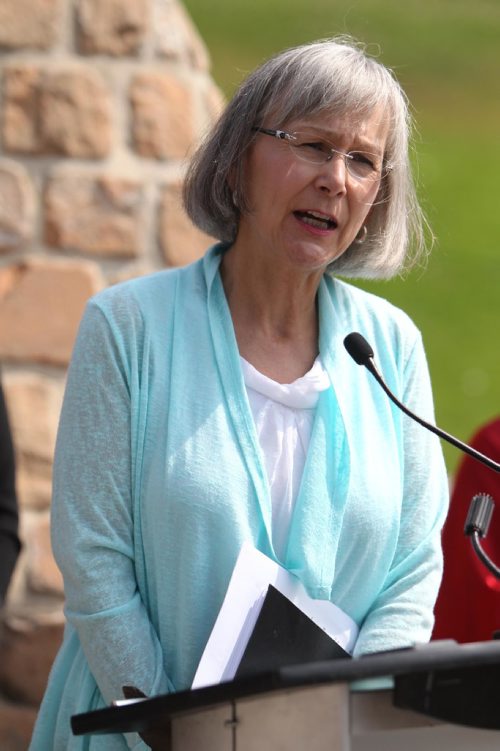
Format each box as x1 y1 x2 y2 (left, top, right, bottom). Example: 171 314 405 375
0 1 223 746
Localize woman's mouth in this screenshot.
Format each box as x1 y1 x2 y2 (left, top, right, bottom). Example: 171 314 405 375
294 210 338 231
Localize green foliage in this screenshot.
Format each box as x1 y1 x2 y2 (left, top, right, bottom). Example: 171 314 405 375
184 0 500 471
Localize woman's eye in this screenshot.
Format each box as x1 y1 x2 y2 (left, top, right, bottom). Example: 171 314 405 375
302 141 330 154
351 152 376 168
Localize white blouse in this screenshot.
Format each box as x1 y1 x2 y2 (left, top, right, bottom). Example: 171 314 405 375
240 356 331 558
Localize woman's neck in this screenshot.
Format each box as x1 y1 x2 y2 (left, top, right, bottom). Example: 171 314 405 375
220 244 321 383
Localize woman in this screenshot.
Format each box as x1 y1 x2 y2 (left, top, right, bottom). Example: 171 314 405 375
31 37 448 749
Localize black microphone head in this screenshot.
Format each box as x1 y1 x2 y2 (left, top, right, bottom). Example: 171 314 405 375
343 332 374 366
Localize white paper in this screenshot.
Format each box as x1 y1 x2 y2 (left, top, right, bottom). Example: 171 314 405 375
192 543 359 689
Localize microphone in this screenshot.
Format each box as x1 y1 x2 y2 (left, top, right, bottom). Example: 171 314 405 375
343 332 500 474
344 331 500 579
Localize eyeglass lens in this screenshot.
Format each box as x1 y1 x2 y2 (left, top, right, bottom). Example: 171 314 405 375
289 132 383 181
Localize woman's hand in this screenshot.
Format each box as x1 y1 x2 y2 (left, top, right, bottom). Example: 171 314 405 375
122 686 172 751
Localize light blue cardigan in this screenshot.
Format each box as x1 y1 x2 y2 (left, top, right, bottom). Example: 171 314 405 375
31 244 449 750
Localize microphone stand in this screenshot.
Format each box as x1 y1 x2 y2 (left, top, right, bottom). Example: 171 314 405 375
343 332 500 580
464 493 500 580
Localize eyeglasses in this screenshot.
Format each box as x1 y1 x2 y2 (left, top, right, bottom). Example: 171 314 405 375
252 127 392 183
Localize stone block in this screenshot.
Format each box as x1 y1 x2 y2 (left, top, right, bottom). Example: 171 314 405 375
77 0 149 56
204 80 226 123
154 0 210 72
45 173 144 257
16 461 53 511
159 181 214 267
22 511 63 596
0 257 103 365
2 65 112 158
2 371 64 510
1 66 41 154
109 260 156 285
0 160 36 251
0 699 37 751
130 71 194 160
40 68 113 157
2 546 27 608
0 617 64 705
0 0 61 51
2 372 63 464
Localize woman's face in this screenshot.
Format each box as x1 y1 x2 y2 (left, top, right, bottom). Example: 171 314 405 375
235 107 390 278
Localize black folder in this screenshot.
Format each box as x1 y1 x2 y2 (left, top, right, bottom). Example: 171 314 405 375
235 585 351 679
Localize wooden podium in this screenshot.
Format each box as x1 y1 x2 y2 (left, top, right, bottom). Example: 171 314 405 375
71 640 500 750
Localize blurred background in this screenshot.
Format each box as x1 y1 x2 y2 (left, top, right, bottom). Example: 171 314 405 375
183 0 500 473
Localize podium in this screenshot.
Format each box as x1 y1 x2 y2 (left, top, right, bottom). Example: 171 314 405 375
71 640 500 750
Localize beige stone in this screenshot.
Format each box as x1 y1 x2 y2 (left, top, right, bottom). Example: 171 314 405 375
16 462 53 512
130 71 195 160
22 511 63 596
0 402 55 510
0 698 37 750
0 0 61 51
0 160 36 251
2 66 112 158
2 546 27 608
2 372 61 509
204 79 226 123
45 174 143 257
2 371 64 464
40 69 113 157
109 260 156 285
0 257 103 365
154 0 210 72
159 181 214 266
1 66 41 154
77 0 149 56
0 618 64 705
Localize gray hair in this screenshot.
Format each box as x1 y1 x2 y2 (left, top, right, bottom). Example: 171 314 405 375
183 36 430 279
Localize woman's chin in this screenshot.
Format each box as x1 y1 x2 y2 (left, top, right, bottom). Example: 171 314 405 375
284 239 345 274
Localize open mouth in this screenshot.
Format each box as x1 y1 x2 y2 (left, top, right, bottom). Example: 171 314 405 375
294 210 337 230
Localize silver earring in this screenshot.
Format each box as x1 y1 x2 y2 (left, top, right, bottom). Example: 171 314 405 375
354 225 367 244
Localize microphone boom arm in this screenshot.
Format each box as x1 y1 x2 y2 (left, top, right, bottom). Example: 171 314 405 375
343 331 500 580
362 356 500 474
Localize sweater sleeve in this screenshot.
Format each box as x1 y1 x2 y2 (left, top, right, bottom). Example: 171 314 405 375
50 298 173 715
0 379 20 604
354 333 450 655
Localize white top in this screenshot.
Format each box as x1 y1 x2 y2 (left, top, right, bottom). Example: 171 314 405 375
241 356 331 558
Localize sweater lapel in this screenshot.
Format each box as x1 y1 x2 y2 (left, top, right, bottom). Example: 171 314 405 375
203 247 274 553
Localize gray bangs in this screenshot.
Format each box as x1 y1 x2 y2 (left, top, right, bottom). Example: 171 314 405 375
254 42 394 129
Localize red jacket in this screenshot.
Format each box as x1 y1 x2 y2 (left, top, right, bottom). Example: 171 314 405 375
433 417 500 643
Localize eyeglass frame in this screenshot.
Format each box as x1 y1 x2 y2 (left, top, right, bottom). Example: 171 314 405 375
251 126 392 182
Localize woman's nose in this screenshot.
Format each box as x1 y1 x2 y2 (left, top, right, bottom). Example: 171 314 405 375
314 153 348 195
